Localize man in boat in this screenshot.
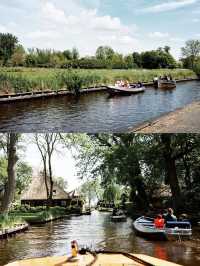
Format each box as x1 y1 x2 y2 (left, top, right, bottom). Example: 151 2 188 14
164 208 177 222
154 214 165 229
137 81 143 88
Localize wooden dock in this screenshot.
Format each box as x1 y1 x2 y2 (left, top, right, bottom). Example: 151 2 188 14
0 224 28 239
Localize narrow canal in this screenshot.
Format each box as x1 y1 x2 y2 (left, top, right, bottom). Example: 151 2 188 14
0 211 199 266
0 81 200 132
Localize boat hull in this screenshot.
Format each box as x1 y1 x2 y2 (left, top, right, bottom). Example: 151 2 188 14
111 215 127 222
133 218 167 241
158 80 176 89
107 86 145 96
133 217 192 241
5 252 182 266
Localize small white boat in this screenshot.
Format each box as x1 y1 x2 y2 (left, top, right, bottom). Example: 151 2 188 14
158 79 176 89
133 216 192 241
107 85 145 96
111 215 127 222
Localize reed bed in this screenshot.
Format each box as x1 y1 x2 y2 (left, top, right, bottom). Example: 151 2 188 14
0 67 197 94
0 214 25 230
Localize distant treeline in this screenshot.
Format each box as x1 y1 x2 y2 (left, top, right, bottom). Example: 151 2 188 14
0 33 200 72
0 33 178 69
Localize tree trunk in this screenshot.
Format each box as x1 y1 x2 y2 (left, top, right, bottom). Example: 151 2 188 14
47 141 53 207
161 134 182 212
1 134 18 214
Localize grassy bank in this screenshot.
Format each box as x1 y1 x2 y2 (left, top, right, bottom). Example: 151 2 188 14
11 207 67 224
0 215 26 230
0 67 197 94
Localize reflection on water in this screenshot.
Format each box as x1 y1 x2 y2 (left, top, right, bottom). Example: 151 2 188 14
0 211 199 266
0 81 200 132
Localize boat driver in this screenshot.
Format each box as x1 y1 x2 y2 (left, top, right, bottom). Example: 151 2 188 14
164 208 177 222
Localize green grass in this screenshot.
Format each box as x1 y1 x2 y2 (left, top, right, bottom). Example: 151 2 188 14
11 207 67 224
0 67 197 94
0 214 25 230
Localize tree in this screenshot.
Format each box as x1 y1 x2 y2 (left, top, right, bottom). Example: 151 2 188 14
181 40 200 69
164 46 171 54
132 52 142 68
16 162 32 196
96 46 114 61
72 47 79 60
1 134 19 214
0 33 18 65
63 50 73 60
11 44 25 66
34 134 60 207
56 176 68 190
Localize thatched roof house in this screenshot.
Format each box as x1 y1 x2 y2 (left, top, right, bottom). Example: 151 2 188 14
21 175 72 207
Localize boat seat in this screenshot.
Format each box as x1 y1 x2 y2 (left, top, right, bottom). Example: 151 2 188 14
165 221 191 229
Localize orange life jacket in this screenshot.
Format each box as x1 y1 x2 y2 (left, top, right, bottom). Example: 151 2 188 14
154 218 165 229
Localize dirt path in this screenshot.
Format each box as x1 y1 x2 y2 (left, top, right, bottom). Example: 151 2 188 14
131 101 200 133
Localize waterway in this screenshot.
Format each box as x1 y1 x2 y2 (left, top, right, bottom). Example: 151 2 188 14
0 211 199 266
0 81 200 132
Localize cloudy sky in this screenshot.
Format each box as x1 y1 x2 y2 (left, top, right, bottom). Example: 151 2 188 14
0 0 200 59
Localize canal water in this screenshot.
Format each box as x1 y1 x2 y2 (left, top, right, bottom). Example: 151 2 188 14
0 81 200 132
0 211 199 266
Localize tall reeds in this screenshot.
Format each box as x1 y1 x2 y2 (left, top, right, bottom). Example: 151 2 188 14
0 68 197 94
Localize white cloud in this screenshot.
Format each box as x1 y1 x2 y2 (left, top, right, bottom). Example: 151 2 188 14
149 31 170 39
192 18 200 22
25 1 140 55
0 24 7 33
141 0 198 13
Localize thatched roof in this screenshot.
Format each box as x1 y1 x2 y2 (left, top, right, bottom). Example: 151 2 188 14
21 175 70 200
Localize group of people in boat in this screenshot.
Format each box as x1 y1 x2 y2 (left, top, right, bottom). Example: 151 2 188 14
154 208 177 229
115 80 143 89
154 75 174 83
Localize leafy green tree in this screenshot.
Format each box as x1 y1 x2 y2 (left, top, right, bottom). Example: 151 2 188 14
72 47 79 60
11 44 26 66
181 40 200 69
63 50 73 60
132 52 142 68
55 176 68 190
0 33 18 65
16 162 32 196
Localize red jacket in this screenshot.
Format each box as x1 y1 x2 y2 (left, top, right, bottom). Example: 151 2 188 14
154 218 165 229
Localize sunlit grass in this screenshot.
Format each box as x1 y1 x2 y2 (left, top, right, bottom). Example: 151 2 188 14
0 67 197 94
0 214 25 230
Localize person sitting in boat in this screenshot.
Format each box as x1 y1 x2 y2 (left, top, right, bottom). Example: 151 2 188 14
124 80 130 88
115 80 121 87
164 208 177 222
120 80 125 87
137 81 143 88
154 214 165 229
71 240 79 258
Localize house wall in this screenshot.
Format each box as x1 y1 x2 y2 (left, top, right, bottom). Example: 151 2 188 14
21 198 78 207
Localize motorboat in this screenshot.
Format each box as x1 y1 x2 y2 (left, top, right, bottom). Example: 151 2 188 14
133 216 192 241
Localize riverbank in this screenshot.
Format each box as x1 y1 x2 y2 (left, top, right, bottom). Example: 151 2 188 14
132 101 200 133
0 215 28 239
0 67 196 95
12 207 71 225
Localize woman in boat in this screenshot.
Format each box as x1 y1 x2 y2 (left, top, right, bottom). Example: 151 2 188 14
124 80 129 87
154 214 165 229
